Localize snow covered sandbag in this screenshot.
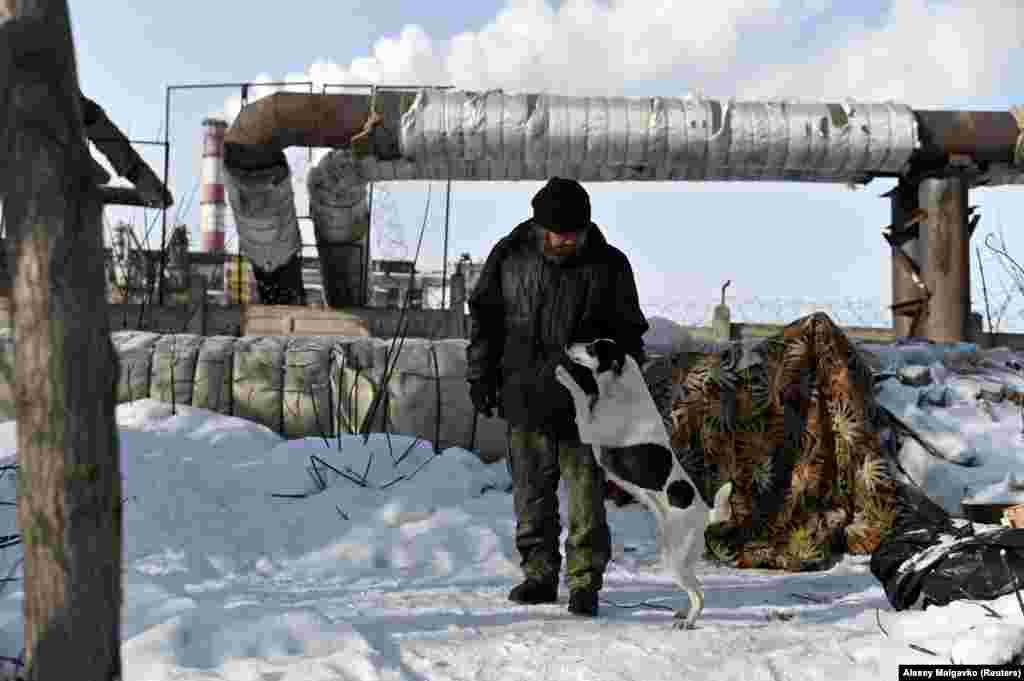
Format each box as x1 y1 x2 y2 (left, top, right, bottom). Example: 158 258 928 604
331 338 375 436
192 336 237 414
333 337 463 444
112 330 161 403
282 337 334 438
871 483 1024 610
331 338 507 461
233 336 287 435
149 334 203 407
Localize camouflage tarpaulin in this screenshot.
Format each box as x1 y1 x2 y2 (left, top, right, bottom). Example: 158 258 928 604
670 312 899 571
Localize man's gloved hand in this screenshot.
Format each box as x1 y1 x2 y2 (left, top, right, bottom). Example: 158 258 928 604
468 380 498 418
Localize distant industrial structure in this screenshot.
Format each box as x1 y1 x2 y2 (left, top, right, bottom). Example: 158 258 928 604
87 112 485 312
199 118 228 254
100 220 483 312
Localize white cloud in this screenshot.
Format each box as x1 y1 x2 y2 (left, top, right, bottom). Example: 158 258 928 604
213 0 803 122
445 0 790 93
210 0 1022 145
734 0 1024 105
202 0 1021 266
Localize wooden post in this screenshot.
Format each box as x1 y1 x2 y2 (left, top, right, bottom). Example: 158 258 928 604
889 180 921 337
918 177 971 343
2 2 123 679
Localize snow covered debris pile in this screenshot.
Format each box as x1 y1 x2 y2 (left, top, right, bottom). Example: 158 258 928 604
5 398 1024 678
864 338 1024 517
964 473 1024 505
897 365 933 387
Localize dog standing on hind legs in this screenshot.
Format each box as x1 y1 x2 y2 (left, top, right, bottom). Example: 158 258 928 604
554 339 733 629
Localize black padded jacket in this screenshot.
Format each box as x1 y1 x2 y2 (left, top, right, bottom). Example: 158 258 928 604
466 219 649 442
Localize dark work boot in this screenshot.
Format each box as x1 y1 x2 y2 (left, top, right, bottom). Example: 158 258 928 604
568 589 599 616
508 578 558 605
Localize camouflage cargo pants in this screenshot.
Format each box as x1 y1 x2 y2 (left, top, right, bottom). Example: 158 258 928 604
507 426 611 592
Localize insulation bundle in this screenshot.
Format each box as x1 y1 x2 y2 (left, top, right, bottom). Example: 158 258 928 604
0 330 511 463
306 149 372 307
223 162 302 273
390 89 920 183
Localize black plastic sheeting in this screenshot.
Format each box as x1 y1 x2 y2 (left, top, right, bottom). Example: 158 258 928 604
870 483 1024 610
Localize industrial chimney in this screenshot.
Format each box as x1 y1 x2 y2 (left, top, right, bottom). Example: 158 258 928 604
199 118 228 253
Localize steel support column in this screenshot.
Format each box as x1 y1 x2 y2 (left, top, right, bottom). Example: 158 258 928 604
889 179 921 337
918 176 971 343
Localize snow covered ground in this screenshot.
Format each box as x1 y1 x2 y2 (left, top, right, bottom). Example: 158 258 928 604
0 339 1023 678
869 341 1024 514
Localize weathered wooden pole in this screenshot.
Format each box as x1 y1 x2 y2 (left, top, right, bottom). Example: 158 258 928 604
1 1 123 679
888 180 922 337
918 176 972 343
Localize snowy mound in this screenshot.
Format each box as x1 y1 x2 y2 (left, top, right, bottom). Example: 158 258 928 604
2 362 1024 678
865 341 1024 515
963 473 1024 504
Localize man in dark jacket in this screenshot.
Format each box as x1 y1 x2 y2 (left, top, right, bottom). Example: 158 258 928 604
465 177 649 617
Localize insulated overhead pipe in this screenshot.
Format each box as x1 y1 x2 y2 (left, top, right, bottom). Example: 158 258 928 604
224 92 375 167
219 88 1024 314
913 110 1022 164
222 91 393 309
222 91 1024 183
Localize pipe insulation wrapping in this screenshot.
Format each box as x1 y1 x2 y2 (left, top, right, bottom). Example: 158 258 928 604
306 149 371 307
223 161 302 272
388 89 920 183
227 88 930 279
307 150 371 245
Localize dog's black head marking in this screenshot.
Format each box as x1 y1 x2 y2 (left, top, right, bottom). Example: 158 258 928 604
666 479 696 510
561 357 599 398
587 338 625 376
602 443 673 492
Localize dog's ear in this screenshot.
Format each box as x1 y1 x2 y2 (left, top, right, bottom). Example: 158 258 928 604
609 356 624 376
587 339 622 376
601 340 626 376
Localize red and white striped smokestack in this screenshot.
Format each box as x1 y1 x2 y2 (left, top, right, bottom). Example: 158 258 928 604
199 118 228 253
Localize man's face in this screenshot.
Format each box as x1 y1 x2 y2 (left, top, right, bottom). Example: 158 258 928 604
542 228 583 258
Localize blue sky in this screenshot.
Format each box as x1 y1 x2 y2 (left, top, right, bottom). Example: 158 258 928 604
65 0 1024 326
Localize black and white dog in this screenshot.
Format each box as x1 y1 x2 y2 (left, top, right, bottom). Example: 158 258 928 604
555 339 733 629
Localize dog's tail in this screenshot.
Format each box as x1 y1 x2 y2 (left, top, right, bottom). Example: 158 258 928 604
707 481 733 525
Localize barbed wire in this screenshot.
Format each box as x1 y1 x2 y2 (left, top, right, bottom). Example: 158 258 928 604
642 296 1024 331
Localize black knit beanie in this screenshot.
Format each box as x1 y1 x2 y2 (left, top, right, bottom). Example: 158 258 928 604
531 177 591 233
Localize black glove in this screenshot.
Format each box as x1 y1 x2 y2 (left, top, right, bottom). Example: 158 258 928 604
468 380 498 418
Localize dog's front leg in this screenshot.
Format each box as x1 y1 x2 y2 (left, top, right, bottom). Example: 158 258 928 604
555 364 593 424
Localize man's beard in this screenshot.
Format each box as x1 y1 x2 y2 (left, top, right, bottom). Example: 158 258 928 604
538 226 588 263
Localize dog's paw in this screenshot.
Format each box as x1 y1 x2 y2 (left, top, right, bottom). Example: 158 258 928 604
554 364 572 385
672 609 697 630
